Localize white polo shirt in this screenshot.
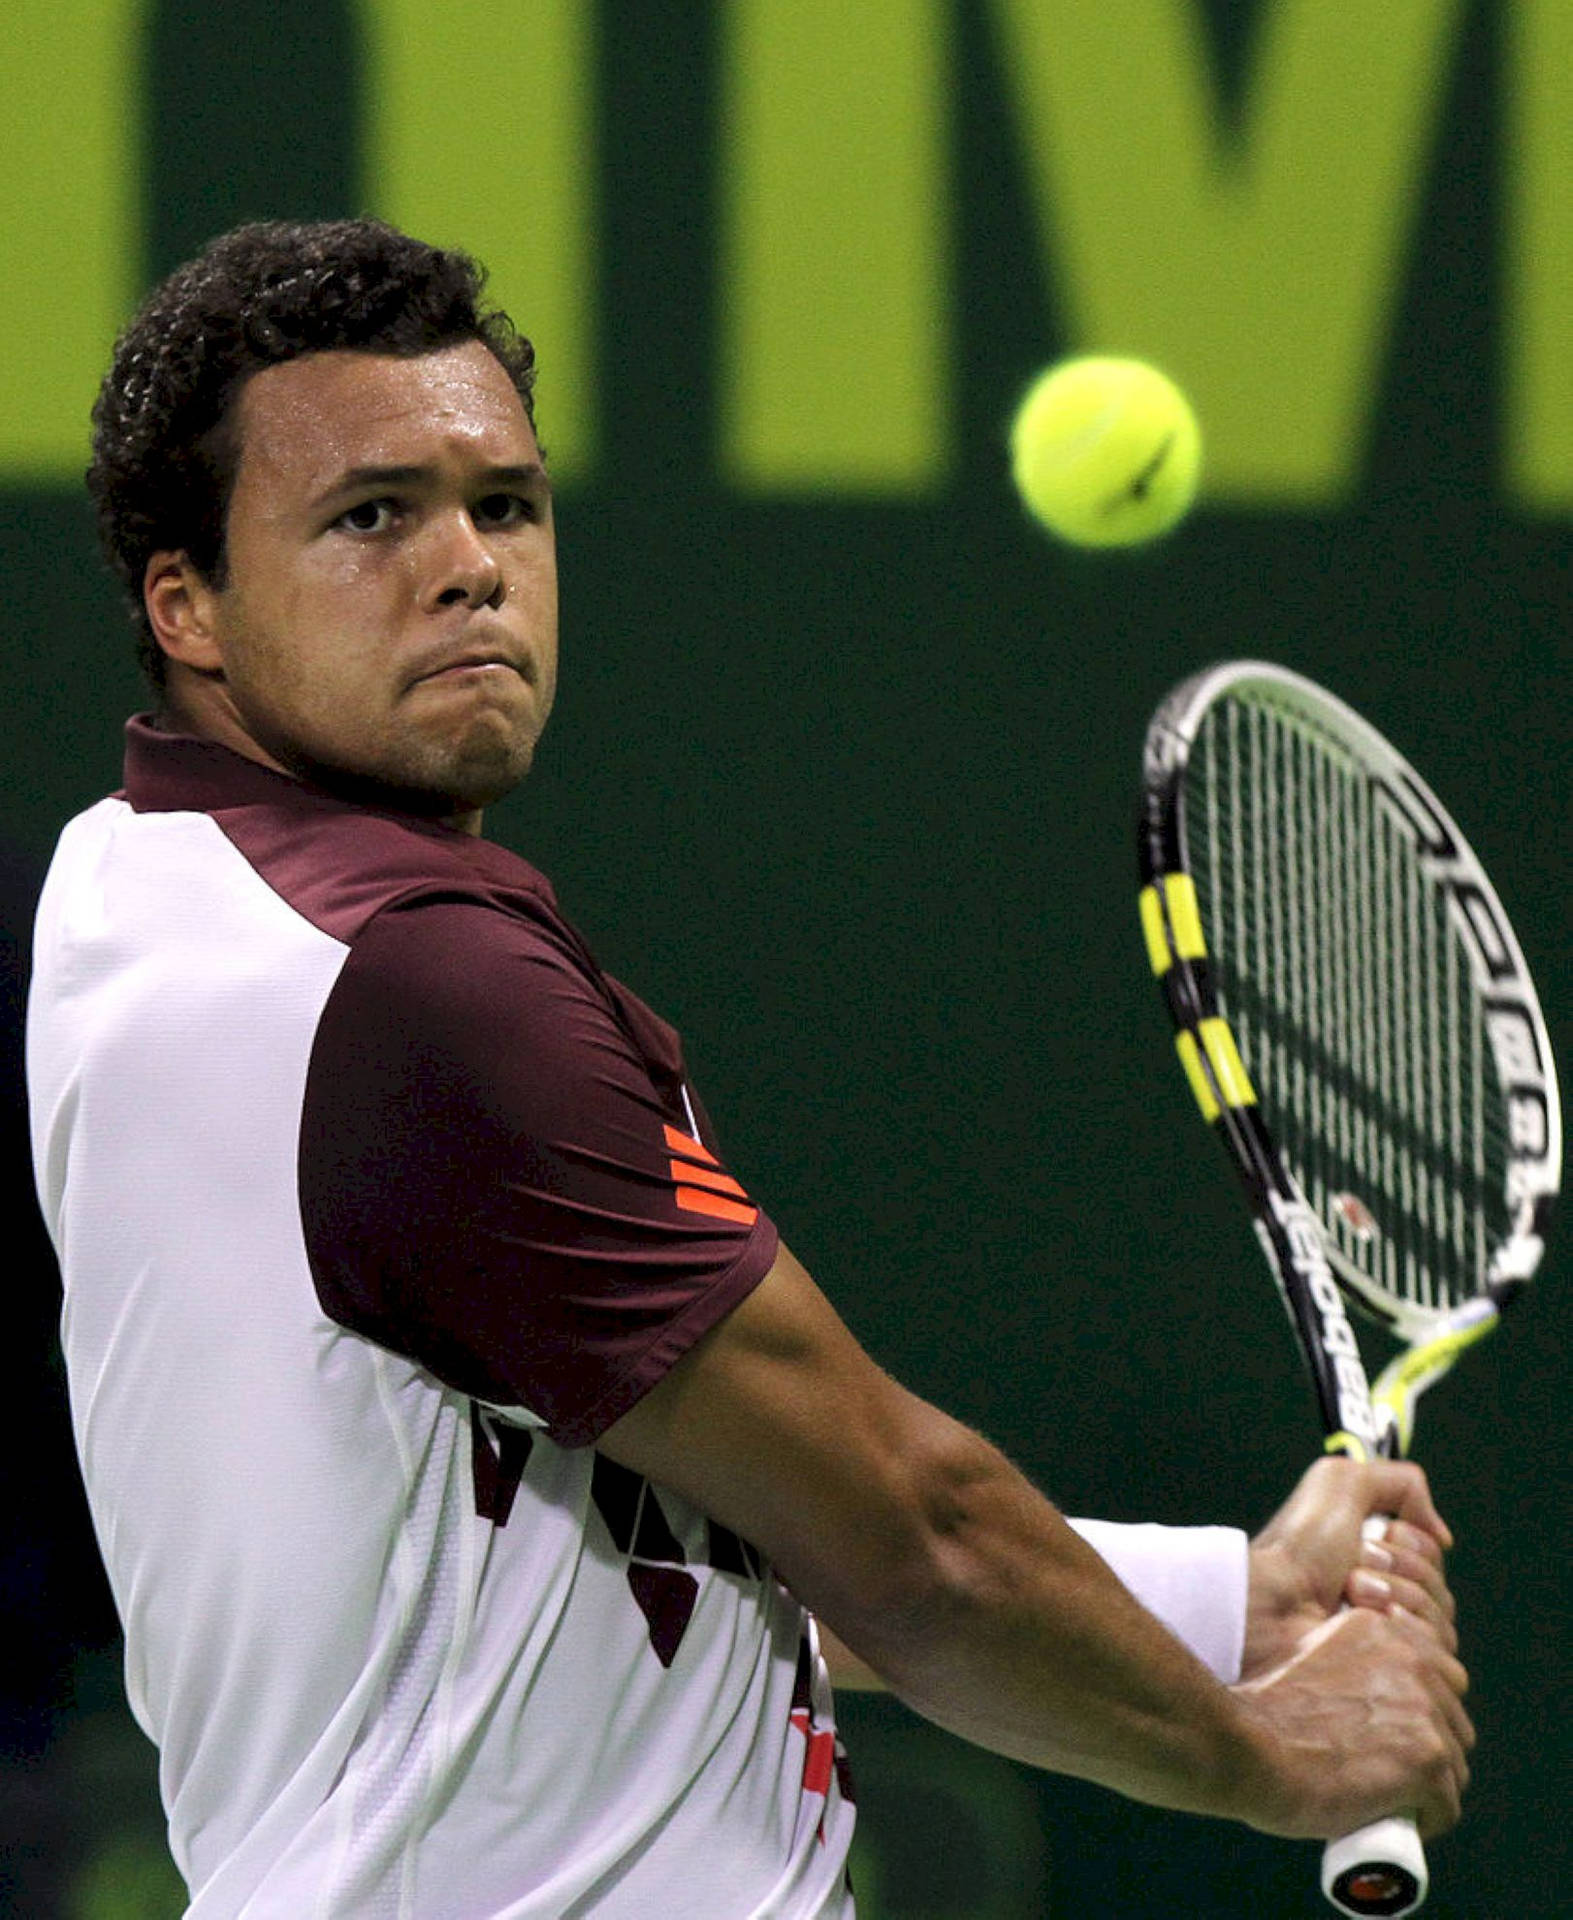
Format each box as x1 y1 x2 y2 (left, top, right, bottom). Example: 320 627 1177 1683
28 720 1244 1918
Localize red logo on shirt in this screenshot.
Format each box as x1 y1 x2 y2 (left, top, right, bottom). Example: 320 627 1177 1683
664 1125 758 1228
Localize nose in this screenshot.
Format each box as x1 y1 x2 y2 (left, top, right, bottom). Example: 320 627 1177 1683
427 511 504 611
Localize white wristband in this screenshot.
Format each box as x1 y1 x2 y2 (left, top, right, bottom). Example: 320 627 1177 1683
1068 1520 1249 1683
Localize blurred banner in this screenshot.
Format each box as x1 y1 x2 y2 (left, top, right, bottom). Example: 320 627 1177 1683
3 4 1567 1914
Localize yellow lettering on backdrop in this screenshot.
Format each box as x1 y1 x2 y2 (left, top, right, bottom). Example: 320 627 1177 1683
362 0 594 479
1505 0 1573 512
1 1 143 481
991 0 1465 503
719 0 949 492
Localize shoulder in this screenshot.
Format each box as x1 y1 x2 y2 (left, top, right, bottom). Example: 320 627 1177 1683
208 794 567 952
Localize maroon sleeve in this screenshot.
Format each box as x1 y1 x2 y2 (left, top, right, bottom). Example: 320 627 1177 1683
298 893 778 1445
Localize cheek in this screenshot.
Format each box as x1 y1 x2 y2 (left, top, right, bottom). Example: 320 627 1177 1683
226 578 394 720
284 562 405 665
522 559 560 634
299 549 405 626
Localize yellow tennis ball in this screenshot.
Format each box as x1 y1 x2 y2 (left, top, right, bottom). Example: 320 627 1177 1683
1009 355 1202 548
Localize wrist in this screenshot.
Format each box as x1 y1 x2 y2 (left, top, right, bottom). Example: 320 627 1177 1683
1215 1681 1301 1835
1242 1535 1325 1678
1070 1520 1248 1682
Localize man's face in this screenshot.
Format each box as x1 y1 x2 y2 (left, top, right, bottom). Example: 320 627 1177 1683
166 340 558 825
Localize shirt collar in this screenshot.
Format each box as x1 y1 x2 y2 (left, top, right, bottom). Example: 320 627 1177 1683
122 714 471 845
122 713 313 815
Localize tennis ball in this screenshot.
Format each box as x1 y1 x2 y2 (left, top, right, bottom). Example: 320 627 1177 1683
1009 355 1202 548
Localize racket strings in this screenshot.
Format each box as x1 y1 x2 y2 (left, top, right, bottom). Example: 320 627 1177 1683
1187 697 1507 1316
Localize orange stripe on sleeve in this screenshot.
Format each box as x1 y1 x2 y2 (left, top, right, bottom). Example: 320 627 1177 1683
663 1123 718 1166
669 1158 749 1200
675 1186 759 1227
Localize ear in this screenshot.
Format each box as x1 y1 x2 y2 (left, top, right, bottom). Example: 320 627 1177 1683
144 551 225 674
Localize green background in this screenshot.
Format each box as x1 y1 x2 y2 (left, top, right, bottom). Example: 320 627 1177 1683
3 3 1568 1914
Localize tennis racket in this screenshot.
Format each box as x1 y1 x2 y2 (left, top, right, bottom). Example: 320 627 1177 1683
1135 661 1560 1917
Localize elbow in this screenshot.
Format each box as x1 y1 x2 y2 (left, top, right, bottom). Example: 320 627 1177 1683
807 1421 1024 1672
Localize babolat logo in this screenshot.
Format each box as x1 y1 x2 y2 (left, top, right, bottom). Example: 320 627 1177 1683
1262 1191 1378 1448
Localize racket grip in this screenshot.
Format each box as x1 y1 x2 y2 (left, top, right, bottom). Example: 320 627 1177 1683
1322 1814 1428 1916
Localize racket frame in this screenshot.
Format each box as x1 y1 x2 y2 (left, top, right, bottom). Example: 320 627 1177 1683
1138 660 1558 1441
1135 659 1561 1917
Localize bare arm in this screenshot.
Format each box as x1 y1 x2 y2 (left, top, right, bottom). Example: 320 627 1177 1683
820 1458 1461 1691
817 1624 886 1692
600 1244 1471 1838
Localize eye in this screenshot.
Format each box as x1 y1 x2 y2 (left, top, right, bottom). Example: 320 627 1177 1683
472 491 537 529
336 497 400 534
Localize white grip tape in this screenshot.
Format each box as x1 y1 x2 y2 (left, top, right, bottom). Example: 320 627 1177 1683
1322 1813 1428 1915
1319 1516 1428 1913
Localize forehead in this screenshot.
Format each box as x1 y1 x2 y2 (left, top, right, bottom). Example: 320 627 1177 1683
230 341 538 489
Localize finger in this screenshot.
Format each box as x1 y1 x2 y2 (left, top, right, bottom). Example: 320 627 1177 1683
1343 1566 1458 1653
1414 1729 1471 1838
1417 1647 1476 1754
1361 1461 1454 1548
1389 1575 1457 1653
1414 1751 1468 1839
1381 1515 1448 1573
1352 1532 1458 1640
1381 1532 1457 1626
1398 1711 1469 1841
1444 1687 1477 1754
1424 1702 1474 1832
1387 1624 1473 1837
1389 1602 1471 1702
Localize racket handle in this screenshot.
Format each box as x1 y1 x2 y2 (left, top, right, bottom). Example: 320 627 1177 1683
1319 1512 1428 1913
1322 1814 1428 1916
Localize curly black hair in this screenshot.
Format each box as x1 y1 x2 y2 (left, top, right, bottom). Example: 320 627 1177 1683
88 218 538 688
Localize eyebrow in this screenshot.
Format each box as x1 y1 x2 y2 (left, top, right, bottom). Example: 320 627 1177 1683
312 461 549 507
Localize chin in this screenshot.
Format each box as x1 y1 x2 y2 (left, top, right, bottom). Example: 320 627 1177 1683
298 731 539 820
434 727 540 807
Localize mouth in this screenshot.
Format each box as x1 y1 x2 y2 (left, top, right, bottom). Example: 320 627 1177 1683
412 651 528 688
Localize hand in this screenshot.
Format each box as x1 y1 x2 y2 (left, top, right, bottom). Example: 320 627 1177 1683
1242 1457 1457 1679
1230 1601 1473 1841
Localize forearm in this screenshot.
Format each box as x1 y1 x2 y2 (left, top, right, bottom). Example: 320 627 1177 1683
601 1248 1467 1839
798 1419 1260 1820
820 1520 1246 1694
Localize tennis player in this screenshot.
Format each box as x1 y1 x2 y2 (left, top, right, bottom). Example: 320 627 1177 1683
26 220 1471 1918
